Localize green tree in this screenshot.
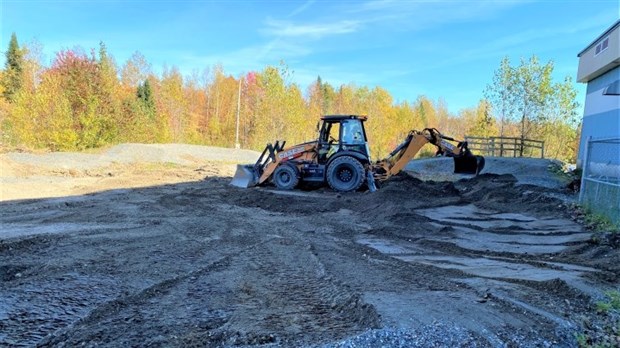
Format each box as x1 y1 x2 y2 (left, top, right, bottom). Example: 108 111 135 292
484 57 514 136
2 33 24 102
543 76 580 161
137 79 155 111
512 56 554 148
485 55 579 160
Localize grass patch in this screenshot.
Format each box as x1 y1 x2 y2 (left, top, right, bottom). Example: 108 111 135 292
585 212 620 234
576 290 620 347
597 291 620 314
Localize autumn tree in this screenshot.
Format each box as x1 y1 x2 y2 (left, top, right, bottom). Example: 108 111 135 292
284 83 311 144
413 96 437 129
312 76 335 114
1 40 582 163
2 33 24 102
202 65 243 146
463 99 496 138
94 42 124 142
307 76 325 117
333 84 356 114
239 71 261 148
158 66 189 142
367 87 396 158
250 65 288 149
10 71 76 149
121 51 152 88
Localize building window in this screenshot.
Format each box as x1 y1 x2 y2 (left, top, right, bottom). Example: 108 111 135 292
595 36 609 56
603 80 620 96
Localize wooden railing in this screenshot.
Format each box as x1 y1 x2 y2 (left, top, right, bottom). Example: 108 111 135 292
464 136 545 158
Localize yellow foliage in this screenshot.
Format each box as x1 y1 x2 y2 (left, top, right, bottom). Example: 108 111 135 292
1 45 580 163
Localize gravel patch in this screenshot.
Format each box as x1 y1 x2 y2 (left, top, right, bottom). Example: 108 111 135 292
5 143 260 171
320 324 481 348
321 322 578 348
405 157 569 189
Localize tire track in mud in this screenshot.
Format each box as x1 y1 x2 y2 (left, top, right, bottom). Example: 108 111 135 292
36 236 279 347
212 175 595 345
345 174 600 345
0 273 120 347
37 234 380 347
3 181 377 347
302 221 552 346
204 237 380 347
0 183 271 347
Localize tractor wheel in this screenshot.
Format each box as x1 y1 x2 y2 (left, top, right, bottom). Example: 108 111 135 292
273 164 299 190
326 156 365 192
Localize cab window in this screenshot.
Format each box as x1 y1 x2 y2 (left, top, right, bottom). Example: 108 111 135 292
324 122 340 143
342 120 364 144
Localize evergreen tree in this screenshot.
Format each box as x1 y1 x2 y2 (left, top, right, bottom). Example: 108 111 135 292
137 79 155 112
2 33 24 102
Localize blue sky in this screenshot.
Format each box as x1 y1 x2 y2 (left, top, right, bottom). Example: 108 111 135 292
1 0 619 113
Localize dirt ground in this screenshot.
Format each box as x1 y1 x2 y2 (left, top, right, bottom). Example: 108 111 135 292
1 145 619 347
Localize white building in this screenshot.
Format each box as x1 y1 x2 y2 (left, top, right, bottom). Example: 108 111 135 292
576 19 620 168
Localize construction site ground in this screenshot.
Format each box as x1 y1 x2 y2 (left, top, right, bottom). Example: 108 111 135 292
1 144 618 347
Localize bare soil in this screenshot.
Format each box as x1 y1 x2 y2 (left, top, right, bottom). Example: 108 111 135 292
0 145 618 347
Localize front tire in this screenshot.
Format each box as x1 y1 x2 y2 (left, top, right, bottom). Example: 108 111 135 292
326 156 365 192
273 164 299 190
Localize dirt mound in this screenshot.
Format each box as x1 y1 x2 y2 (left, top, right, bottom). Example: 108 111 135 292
379 172 461 196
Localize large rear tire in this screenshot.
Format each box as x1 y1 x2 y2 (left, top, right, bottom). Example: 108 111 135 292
326 156 365 192
273 164 299 190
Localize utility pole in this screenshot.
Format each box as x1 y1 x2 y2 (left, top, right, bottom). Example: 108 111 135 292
235 76 242 149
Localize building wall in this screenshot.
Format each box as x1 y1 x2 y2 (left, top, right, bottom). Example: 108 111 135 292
577 65 620 167
577 23 620 83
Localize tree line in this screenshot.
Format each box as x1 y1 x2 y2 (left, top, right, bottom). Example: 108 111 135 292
0 33 580 162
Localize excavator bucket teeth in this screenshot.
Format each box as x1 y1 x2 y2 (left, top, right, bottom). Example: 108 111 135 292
453 155 485 175
230 164 259 188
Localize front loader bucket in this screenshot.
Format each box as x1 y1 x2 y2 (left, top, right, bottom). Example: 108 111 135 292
230 164 259 188
453 155 485 175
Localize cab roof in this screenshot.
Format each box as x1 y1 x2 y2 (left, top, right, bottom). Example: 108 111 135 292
320 114 367 121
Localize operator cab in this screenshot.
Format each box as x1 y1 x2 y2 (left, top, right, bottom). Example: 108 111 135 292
318 115 370 162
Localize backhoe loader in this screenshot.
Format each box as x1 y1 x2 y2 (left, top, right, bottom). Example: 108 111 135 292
231 115 485 192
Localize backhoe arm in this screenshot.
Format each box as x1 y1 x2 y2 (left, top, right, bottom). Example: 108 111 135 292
370 128 484 182
371 130 430 181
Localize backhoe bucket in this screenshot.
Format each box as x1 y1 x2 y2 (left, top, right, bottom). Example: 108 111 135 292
230 164 259 188
453 155 485 175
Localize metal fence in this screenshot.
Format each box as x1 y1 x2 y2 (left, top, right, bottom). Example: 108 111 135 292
465 136 545 158
579 137 620 227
